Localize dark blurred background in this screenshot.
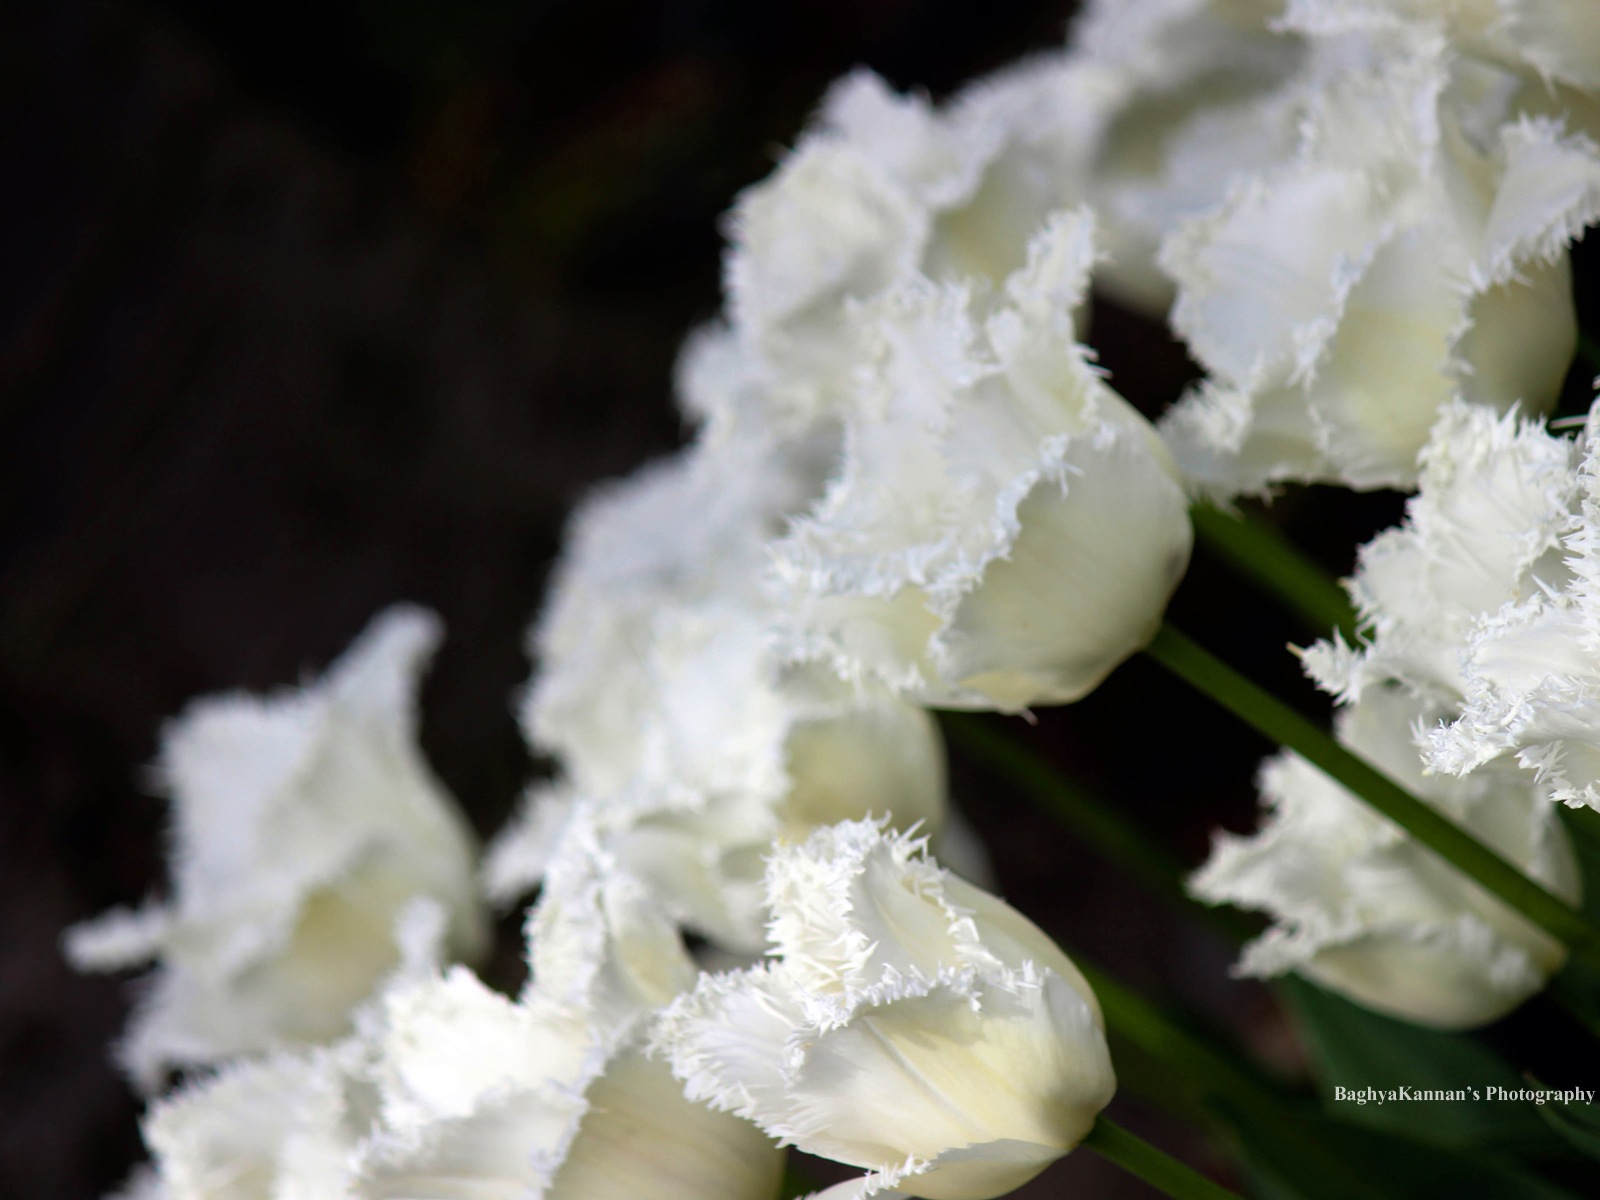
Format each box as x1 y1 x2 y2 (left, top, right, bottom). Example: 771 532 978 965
10 1 1588 1197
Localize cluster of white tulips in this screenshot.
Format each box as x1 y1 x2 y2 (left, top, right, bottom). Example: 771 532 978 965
73 2 1600 1198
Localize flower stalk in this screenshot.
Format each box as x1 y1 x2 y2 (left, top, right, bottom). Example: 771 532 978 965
942 714 1189 909
953 711 1600 1041
1080 1118 1243 1200
1077 959 1492 1200
1188 503 1359 640
1145 622 1600 972
1071 958 1282 1113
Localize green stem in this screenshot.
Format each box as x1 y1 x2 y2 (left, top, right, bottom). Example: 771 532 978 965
1547 970 1600 1040
1190 503 1359 640
953 716 1600 1063
1081 1118 1243 1200
940 714 1218 928
1579 332 1600 377
944 713 1263 944
1086 957 1504 1200
1145 622 1600 971
1077 959 1280 1110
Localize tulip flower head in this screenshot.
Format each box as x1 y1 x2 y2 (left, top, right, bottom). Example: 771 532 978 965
1193 685 1581 1029
357 845 784 1200
1301 400 1582 705
716 67 1106 437
1428 402 1600 809
495 436 949 951
1159 23 1598 495
65 606 489 1087
770 210 1192 712
655 818 1115 1200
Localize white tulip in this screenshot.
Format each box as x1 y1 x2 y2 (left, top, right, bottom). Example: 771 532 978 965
1430 403 1600 808
129 841 782 1200
524 431 833 799
136 1046 363 1200
1159 26 1597 495
356 846 783 1200
1219 401 1588 1026
65 606 488 1087
499 434 948 951
713 67 1103 438
1284 0 1600 93
1300 400 1580 705
1067 0 1317 315
770 210 1192 711
1193 686 1581 1029
654 819 1115 1200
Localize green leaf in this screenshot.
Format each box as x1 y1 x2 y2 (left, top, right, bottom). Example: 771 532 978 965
1546 808 1600 1034
1557 805 1600 923
1529 1079 1600 1163
1278 976 1559 1153
1223 1097 1583 1200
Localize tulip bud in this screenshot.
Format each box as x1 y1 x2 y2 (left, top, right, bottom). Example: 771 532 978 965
655 819 1115 1200
64 606 488 1087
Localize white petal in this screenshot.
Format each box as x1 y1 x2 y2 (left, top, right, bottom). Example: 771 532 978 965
933 426 1191 709
69 607 488 1085
652 963 809 1128
1194 686 1580 1028
1159 32 1590 494
63 903 171 972
548 1050 783 1200
143 1049 357 1200
371 967 597 1134
655 820 1114 1197
785 975 1111 1198
773 212 1190 711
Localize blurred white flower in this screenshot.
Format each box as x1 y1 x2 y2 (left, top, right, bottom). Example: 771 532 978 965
1300 400 1581 704
134 1045 365 1200
1192 685 1581 1029
1284 0 1600 93
496 435 949 951
701 3 1311 415
127 839 781 1200
1159 25 1598 494
1069 0 1316 314
771 210 1192 711
1429 405 1600 808
521 428 836 798
355 845 783 1200
65 606 489 1088
711 67 1100 438
654 818 1115 1200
